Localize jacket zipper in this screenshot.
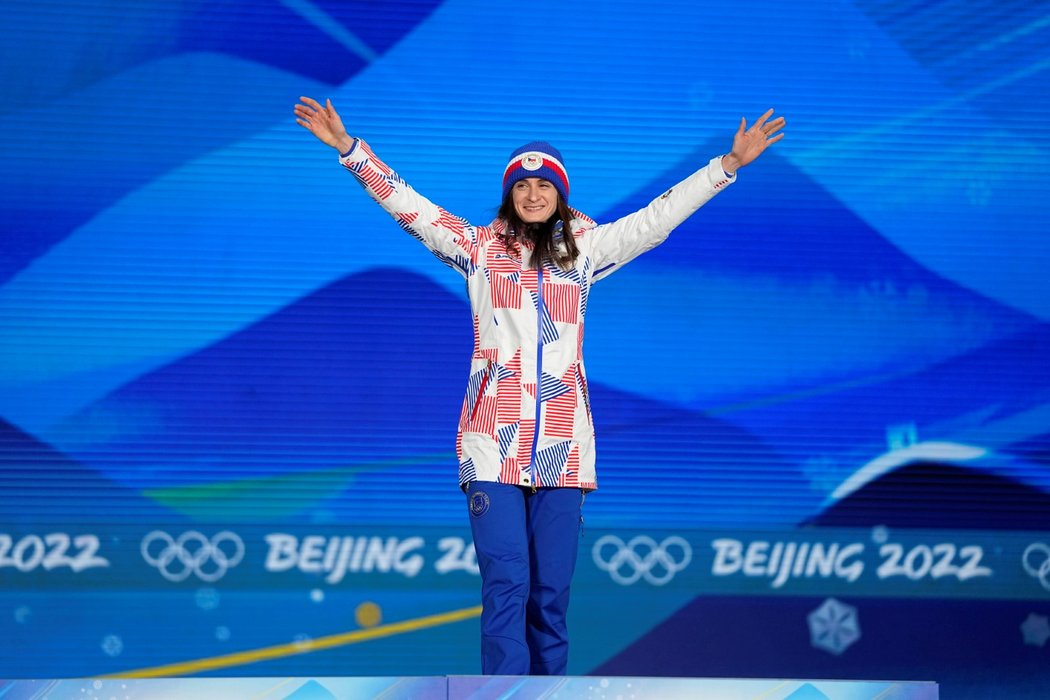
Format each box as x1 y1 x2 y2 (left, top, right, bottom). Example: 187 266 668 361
528 265 544 492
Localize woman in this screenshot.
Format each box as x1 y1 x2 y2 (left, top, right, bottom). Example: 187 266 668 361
294 96 784 675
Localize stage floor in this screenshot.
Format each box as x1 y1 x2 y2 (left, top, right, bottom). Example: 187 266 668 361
0 675 938 699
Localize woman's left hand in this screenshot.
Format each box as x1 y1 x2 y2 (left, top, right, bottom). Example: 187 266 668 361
721 109 786 173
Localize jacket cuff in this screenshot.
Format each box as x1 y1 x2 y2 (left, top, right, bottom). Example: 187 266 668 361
338 137 361 162
710 155 736 190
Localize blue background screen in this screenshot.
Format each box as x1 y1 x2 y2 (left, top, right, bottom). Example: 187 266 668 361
1 1 1048 697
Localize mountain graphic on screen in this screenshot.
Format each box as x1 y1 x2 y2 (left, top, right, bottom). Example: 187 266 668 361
0 418 180 523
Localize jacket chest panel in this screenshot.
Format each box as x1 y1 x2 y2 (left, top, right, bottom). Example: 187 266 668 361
480 241 587 321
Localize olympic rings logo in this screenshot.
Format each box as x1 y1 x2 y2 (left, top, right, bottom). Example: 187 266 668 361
141 530 245 583
592 534 692 586
1022 543 1050 592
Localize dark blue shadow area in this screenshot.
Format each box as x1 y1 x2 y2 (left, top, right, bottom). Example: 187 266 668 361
0 419 180 523
810 462 1050 531
583 382 801 527
592 594 1050 700
726 324 1050 473
179 0 445 86
54 268 471 490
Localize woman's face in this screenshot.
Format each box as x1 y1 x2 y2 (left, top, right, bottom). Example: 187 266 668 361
511 178 559 224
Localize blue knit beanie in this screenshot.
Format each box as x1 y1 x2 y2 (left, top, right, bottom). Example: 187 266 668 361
502 141 570 202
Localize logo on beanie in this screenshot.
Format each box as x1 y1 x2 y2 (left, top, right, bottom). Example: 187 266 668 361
520 153 544 171
469 491 491 517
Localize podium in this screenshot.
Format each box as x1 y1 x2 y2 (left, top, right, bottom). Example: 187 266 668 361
0 675 937 699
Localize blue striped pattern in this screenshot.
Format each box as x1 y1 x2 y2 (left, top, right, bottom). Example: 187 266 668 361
539 372 571 402
497 423 518 462
533 440 571 486
458 457 477 484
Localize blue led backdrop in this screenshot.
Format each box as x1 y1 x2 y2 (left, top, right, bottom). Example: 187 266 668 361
1 1 1048 698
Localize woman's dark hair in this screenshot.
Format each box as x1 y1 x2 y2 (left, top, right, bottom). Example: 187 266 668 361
497 187 580 270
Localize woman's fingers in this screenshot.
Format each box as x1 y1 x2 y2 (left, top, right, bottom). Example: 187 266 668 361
294 99 336 133
298 95 324 112
752 108 774 130
761 116 786 135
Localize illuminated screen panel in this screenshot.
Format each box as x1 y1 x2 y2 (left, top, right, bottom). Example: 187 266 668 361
1 0 1048 695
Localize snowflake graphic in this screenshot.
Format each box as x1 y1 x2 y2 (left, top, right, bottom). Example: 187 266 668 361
1021 613 1050 648
807 597 861 655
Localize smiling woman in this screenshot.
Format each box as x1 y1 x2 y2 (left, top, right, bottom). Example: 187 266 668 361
293 94 784 676
496 141 580 271
1 0 1047 691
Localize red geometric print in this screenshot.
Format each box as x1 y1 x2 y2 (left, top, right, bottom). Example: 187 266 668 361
520 266 541 295
544 391 576 438
469 395 498 437
558 445 580 487
500 456 520 485
395 211 420 228
497 374 522 424
434 208 466 236
359 166 393 200
486 246 520 276
489 271 521 309
543 365 578 438
358 141 392 176
543 281 580 324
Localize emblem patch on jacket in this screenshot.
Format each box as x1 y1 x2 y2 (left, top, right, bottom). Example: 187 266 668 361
469 491 491 517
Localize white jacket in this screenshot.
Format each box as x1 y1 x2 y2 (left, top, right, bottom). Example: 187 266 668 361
340 139 735 490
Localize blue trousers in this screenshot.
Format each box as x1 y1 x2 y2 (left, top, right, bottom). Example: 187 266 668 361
466 482 583 675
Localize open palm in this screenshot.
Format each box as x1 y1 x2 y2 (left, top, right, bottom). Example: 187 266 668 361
294 96 352 152
725 108 786 171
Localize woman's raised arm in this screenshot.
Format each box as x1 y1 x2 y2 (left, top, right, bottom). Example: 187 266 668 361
293 96 480 277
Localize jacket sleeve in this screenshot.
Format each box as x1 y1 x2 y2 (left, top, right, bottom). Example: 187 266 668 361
586 155 735 283
339 138 477 278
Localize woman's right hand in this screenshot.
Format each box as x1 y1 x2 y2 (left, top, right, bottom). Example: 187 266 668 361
294 96 355 154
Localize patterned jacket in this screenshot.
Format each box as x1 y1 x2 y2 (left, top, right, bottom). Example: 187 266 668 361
340 139 735 490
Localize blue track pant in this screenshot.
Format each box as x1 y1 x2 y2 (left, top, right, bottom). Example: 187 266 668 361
466 482 583 675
